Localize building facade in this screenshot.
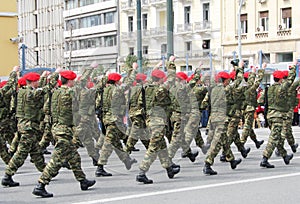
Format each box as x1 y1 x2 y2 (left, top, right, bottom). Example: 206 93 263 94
18 0 65 69
222 0 300 71
119 0 222 72
0 0 19 77
64 0 118 73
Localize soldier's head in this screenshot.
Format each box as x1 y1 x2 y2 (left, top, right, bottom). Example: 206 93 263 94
216 71 230 86
244 72 249 82
60 70 77 87
229 71 236 82
273 71 284 83
151 70 165 84
23 72 40 88
136 73 147 84
107 73 122 85
176 72 188 83
282 70 289 79
18 77 27 88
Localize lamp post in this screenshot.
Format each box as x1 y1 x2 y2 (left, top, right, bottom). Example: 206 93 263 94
137 0 143 73
167 0 174 59
237 0 244 61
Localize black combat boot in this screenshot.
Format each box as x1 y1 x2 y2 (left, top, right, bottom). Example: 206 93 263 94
182 150 199 162
241 147 251 158
80 179 96 190
171 163 180 169
32 182 53 198
203 163 217 175
166 165 180 179
1 174 19 187
136 174 153 184
124 157 137 170
92 158 98 166
291 143 298 153
274 149 280 157
283 154 293 165
260 156 275 168
220 153 226 162
95 165 112 177
132 147 140 152
230 158 242 169
254 139 264 149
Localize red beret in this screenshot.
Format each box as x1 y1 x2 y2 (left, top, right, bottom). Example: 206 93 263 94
57 79 62 87
217 71 230 79
187 74 194 82
108 73 122 82
24 72 40 82
176 72 188 80
0 81 7 88
136 73 147 81
229 71 236 80
87 81 94 89
273 71 284 79
244 72 250 79
18 77 27 86
60 70 77 80
282 70 289 78
152 70 165 79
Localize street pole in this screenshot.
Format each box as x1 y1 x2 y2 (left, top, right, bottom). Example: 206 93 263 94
237 0 244 61
258 50 263 69
21 44 27 71
186 53 189 72
167 0 174 59
137 0 143 73
232 51 237 60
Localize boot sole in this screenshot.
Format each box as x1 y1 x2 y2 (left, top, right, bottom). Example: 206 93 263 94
32 191 53 198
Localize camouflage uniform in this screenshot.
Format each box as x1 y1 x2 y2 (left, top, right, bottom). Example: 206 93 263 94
241 69 265 146
4 73 58 178
97 70 137 169
0 71 17 164
261 66 296 167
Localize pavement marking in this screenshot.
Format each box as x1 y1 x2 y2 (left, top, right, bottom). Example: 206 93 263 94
72 171 300 204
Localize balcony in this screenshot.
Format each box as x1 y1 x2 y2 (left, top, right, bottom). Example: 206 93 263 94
175 50 211 59
141 0 150 10
194 21 211 33
277 29 291 37
149 26 167 39
176 24 193 35
149 0 166 7
235 34 248 40
255 31 268 39
121 31 137 41
121 1 135 13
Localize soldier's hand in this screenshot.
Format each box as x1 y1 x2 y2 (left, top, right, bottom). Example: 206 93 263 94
90 61 98 68
238 60 244 68
251 66 256 73
154 61 163 70
262 62 267 69
169 55 176 62
132 62 138 70
293 59 299 66
55 67 63 73
12 65 20 72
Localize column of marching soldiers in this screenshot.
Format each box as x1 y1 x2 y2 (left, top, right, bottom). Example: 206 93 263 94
0 56 299 198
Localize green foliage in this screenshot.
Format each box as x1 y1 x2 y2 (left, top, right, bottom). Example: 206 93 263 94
124 54 150 73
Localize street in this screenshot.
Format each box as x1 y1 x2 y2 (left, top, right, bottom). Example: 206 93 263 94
1 127 300 204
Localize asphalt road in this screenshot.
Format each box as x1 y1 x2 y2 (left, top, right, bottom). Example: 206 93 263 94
1 126 300 204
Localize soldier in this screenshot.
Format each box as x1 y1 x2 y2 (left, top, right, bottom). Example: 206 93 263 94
0 66 19 165
32 70 95 198
136 58 180 184
95 65 137 177
241 64 266 148
168 71 199 163
203 64 243 175
260 61 296 168
124 72 150 154
2 70 58 187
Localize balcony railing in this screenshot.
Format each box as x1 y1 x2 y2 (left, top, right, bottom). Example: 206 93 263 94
121 31 136 41
255 31 268 38
175 50 211 59
121 1 135 11
177 24 193 33
149 26 166 37
194 21 211 31
277 29 291 36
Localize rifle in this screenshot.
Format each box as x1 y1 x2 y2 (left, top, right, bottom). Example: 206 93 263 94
264 86 268 128
141 85 146 119
96 87 106 135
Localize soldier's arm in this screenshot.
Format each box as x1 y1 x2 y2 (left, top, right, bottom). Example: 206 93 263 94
281 64 296 91
200 92 209 110
1 66 19 94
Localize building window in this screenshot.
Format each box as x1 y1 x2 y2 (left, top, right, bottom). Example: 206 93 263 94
129 47 134 55
277 52 293 62
128 16 133 32
185 41 192 52
142 14 148 30
142 46 148 55
104 12 114 24
202 40 210 49
180 65 192 71
240 14 248 34
259 11 269 32
281 8 292 29
104 36 116 47
161 44 167 54
184 6 191 24
79 15 100 28
66 19 78 30
203 3 209 21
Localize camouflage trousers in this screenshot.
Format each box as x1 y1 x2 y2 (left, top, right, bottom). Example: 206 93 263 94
39 137 86 185
226 111 244 152
168 112 191 158
281 109 296 147
98 122 130 165
125 113 149 153
263 117 287 158
5 131 46 176
1 118 17 145
39 115 54 150
184 112 204 148
206 117 214 145
75 116 100 161
139 115 171 172
205 121 234 165
241 109 257 144
0 133 10 164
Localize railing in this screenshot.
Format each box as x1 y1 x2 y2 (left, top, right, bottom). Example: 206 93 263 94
277 29 291 36
255 31 268 38
177 24 193 33
194 21 211 31
121 31 137 40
